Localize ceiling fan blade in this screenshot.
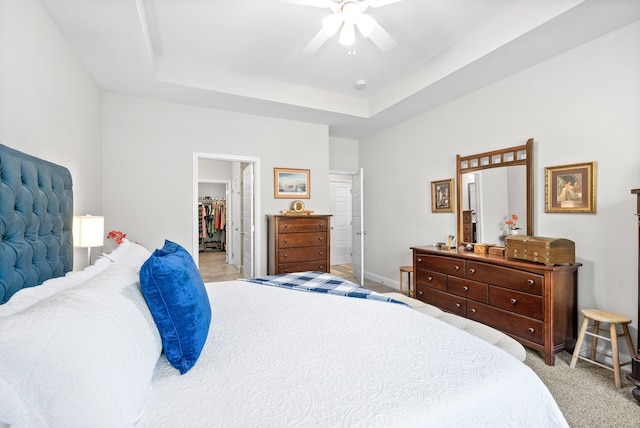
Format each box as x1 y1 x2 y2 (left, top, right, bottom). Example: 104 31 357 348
365 0 404 7
367 23 397 51
280 0 339 10
302 29 332 54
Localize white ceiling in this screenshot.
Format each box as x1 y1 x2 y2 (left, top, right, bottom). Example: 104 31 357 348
39 0 640 139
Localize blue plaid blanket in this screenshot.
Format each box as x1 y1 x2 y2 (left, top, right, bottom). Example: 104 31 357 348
243 271 409 307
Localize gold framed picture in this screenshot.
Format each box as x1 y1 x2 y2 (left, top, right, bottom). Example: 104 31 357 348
274 168 310 199
544 161 596 213
431 179 454 213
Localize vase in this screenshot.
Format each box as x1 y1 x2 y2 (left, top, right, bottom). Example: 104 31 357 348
510 229 520 235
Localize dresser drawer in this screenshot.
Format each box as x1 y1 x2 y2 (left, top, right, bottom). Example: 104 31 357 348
414 254 465 277
415 269 447 291
278 232 327 248
448 277 488 303
467 302 544 345
278 261 328 274
278 218 328 233
417 286 466 317
489 286 544 319
466 261 543 295
278 246 327 263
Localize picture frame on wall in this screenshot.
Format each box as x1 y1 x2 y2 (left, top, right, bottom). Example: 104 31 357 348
274 168 310 199
431 178 454 213
544 161 596 213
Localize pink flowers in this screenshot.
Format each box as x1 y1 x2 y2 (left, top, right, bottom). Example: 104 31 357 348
505 214 519 230
107 230 126 245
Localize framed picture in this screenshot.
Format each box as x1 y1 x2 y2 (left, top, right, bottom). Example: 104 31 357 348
545 161 596 213
431 179 454 213
274 168 310 199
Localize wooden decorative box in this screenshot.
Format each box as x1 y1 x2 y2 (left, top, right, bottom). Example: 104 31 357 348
488 246 505 257
473 243 494 254
504 235 575 266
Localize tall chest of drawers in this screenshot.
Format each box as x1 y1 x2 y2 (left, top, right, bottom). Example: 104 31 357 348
267 215 331 275
411 246 581 365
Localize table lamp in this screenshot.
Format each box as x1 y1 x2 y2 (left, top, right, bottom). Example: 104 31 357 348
73 215 104 265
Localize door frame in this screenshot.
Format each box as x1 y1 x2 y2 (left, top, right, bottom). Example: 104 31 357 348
193 152 262 275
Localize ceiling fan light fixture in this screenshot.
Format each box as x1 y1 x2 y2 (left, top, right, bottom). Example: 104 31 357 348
356 13 376 37
339 23 356 46
341 2 361 25
321 12 343 36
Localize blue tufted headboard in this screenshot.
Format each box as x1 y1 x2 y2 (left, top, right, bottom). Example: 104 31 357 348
0 144 73 304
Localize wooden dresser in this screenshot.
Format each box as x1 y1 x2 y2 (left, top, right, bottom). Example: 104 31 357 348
411 246 581 365
462 210 474 243
629 189 640 404
267 215 331 275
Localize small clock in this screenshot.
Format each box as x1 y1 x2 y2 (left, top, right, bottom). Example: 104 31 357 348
292 200 305 213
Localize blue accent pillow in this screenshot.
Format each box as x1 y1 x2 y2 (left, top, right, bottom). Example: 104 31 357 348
139 240 211 374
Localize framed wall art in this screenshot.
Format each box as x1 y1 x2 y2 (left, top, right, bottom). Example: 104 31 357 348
274 168 310 199
544 161 596 213
431 178 454 213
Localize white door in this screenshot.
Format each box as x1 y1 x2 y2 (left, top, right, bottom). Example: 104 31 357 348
329 177 352 265
230 176 241 270
242 164 255 278
352 168 364 285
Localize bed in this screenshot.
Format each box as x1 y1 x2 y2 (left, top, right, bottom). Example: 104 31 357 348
0 144 569 427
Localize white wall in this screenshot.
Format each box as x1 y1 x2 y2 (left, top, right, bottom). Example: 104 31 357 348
0 0 102 269
360 20 640 339
101 93 330 275
329 136 359 172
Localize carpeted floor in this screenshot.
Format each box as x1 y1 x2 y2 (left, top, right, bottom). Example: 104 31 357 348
199 257 640 426
525 348 639 427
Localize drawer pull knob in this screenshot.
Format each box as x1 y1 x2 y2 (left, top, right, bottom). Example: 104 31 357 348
284 239 288 243
527 279 534 286
469 268 476 274
319 223 324 228
418 290 423 296
417 258 422 264
284 254 288 258
528 328 535 334
470 308 477 314
463 286 469 291
319 237 324 241
284 224 288 228
454 265 460 270
509 298 517 305
427 276 433 282
319 252 323 255
455 303 461 308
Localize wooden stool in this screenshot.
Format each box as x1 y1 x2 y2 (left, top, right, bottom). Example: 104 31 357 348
570 308 636 388
399 266 413 297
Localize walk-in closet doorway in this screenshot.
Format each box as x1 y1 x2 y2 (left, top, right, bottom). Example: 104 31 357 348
192 153 261 280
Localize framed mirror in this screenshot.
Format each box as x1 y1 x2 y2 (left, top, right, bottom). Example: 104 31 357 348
456 139 534 246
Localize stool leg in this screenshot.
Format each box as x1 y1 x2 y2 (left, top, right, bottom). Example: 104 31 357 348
399 270 403 294
570 316 590 368
590 321 600 361
611 323 622 388
408 271 412 297
621 323 636 358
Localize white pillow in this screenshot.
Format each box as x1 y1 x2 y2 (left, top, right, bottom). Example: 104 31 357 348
0 256 113 317
99 238 152 271
0 263 162 427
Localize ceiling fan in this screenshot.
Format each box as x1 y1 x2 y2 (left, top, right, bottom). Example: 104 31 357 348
285 0 403 54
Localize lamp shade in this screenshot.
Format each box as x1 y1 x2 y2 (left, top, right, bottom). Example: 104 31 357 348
73 215 105 248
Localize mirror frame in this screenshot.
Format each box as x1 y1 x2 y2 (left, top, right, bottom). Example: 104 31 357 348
456 138 534 245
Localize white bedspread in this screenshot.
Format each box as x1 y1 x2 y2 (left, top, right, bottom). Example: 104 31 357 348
136 280 568 428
